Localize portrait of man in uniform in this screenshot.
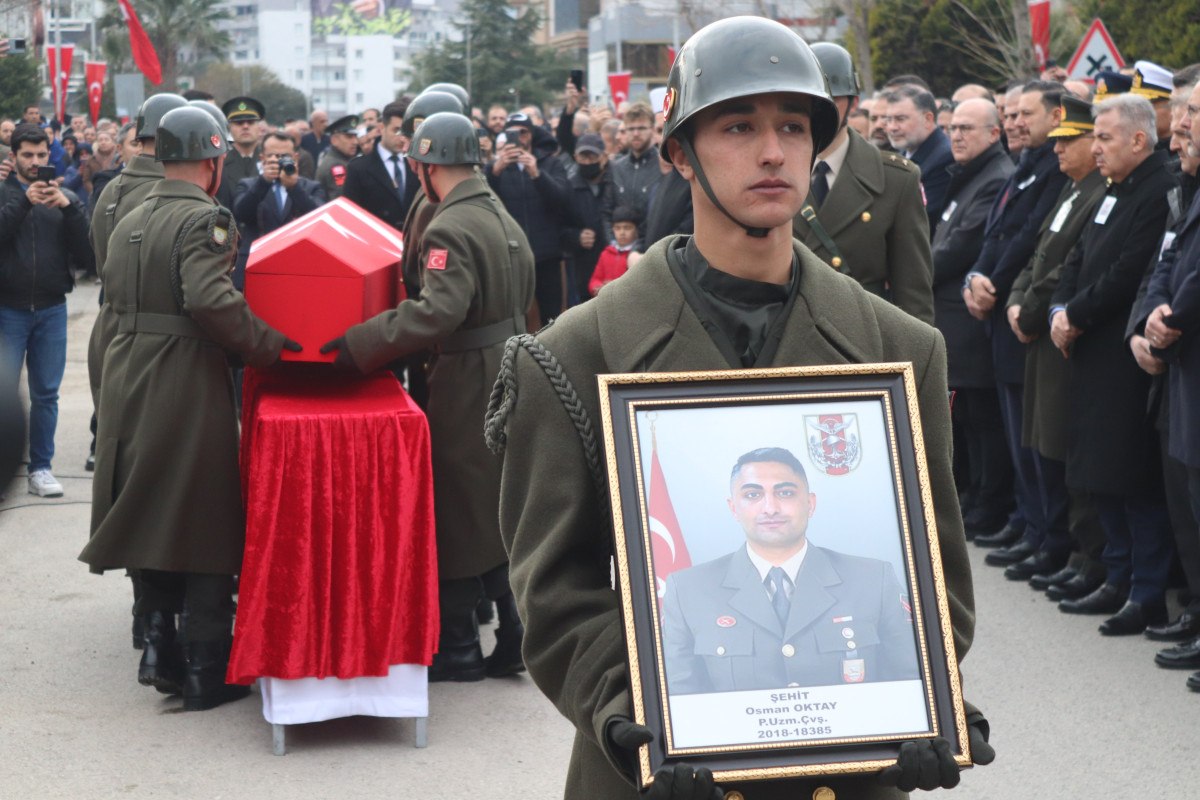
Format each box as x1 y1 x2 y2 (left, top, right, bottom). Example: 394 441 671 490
661 446 921 697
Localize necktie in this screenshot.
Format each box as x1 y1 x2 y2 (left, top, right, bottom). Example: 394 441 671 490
390 154 404 198
275 182 286 215
766 567 792 626
811 161 831 207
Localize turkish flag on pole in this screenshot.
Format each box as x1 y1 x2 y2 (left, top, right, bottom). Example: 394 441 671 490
1029 0 1051 70
85 62 107 126
117 0 162 85
46 45 74 122
608 71 632 107
648 445 692 601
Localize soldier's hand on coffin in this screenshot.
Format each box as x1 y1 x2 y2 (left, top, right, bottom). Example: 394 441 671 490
269 338 303 366
643 764 724 800
878 737 960 792
319 336 362 372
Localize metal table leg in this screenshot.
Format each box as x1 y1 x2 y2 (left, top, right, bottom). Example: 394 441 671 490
272 723 287 756
414 716 428 748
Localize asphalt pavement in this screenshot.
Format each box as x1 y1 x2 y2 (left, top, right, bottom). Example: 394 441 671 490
0 283 1192 798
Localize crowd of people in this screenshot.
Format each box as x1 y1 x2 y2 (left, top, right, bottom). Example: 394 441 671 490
3 9 1200 796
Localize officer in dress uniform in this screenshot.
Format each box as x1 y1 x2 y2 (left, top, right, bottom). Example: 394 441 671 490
489 16 992 800
316 114 360 200
219 96 265 210
81 107 300 710
792 43 934 323
320 113 535 682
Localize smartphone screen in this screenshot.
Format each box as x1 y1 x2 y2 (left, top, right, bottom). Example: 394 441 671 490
570 69 584 92
36 166 56 184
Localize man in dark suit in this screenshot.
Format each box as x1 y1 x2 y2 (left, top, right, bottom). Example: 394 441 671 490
343 99 419 232
885 86 953 236
662 447 919 694
231 131 327 288
963 81 1071 574
1050 94 1178 635
793 44 933 323
931 99 1015 544
1135 78 1200 686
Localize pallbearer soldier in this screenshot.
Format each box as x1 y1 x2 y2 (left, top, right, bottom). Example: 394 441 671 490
793 43 934 323
320 113 536 682
488 16 992 799
81 107 301 710
316 114 360 200
86 91 187 650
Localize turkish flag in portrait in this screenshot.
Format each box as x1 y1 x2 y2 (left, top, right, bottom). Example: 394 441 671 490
85 62 107 126
117 0 162 85
648 446 692 602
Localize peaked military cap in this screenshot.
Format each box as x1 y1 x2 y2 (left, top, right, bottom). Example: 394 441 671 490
1048 94 1094 139
327 114 361 135
221 96 265 123
1131 60 1173 100
1093 70 1132 101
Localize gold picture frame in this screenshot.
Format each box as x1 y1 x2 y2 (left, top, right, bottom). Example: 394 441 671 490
597 363 970 787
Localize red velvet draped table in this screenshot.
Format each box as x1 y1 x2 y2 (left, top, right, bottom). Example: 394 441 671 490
230 367 438 750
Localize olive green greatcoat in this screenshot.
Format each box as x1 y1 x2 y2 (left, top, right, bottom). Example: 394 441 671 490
316 147 354 201
497 237 979 800
1006 171 1107 461
792 129 934 324
81 180 285 575
86 154 166 407
345 174 535 581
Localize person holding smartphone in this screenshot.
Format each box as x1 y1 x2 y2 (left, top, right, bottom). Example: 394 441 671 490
0 123 93 498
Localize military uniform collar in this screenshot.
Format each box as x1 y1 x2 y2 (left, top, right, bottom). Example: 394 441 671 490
844 129 884 193
435 172 492 208
145 178 219 204
594 236 876 373
125 153 164 178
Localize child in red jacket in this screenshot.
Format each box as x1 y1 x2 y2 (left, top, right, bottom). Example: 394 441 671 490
589 205 640 297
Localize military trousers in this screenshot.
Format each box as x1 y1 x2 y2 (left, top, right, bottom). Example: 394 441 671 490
137 570 235 643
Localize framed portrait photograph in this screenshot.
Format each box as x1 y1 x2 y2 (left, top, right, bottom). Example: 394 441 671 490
598 363 971 787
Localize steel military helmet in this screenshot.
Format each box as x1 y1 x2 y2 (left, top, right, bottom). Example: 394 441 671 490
189 99 234 143
134 92 188 140
811 42 862 99
409 112 480 166
155 106 229 162
659 16 839 161
423 82 470 111
402 91 465 137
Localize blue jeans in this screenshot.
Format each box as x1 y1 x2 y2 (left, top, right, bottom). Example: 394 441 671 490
0 302 67 471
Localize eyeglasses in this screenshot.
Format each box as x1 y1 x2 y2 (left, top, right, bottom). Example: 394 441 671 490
948 124 981 135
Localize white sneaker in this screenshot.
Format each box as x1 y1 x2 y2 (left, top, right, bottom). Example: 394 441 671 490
28 469 64 498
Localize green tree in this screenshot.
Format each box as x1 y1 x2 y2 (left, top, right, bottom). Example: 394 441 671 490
409 0 570 110
193 63 309 122
313 3 412 36
0 54 40 120
869 0 1029 95
1074 0 1200 67
98 0 232 91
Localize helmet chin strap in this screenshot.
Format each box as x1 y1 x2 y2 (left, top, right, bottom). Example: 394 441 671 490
677 135 769 238
205 157 221 197
421 162 441 203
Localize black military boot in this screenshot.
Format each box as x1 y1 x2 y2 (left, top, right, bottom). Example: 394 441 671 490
485 593 526 678
137 611 185 695
430 579 486 682
182 640 251 711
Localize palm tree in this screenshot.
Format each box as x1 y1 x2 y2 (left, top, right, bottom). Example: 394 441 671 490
99 0 232 90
